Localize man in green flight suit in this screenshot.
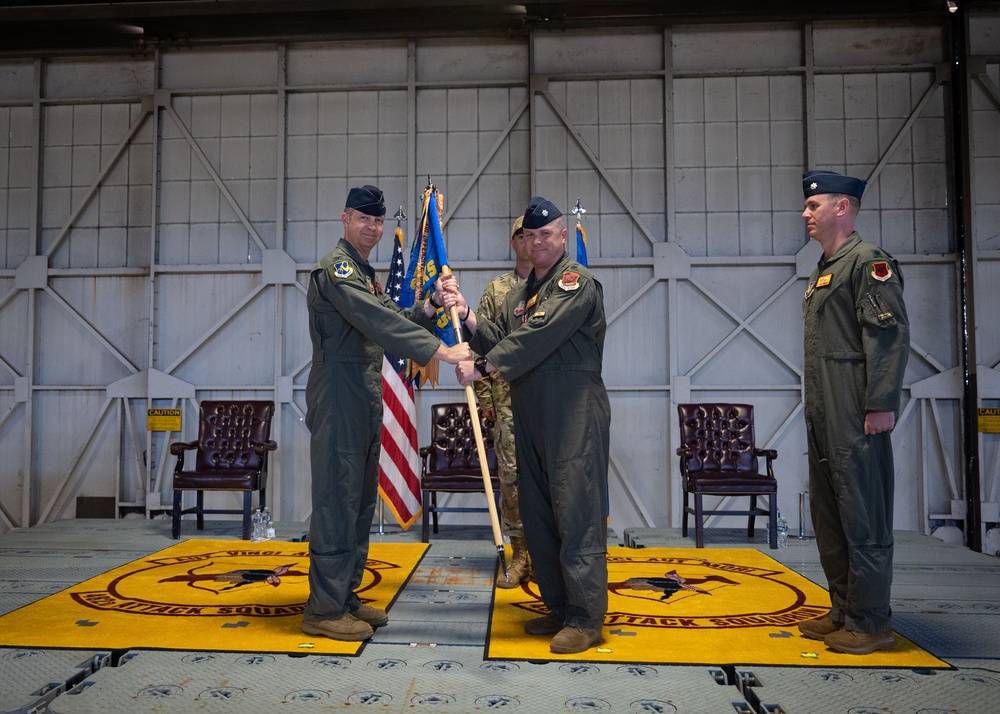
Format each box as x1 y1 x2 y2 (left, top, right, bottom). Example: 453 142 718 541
452 196 611 655
474 214 534 588
303 184 471 641
797 170 910 655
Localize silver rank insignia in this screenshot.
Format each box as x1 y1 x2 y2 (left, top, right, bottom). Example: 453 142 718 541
333 261 353 279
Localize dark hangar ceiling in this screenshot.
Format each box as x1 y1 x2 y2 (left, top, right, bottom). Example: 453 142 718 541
0 1 996 55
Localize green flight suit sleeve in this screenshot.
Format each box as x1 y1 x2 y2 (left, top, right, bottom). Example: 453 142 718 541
473 279 501 410
314 266 441 367
854 257 910 414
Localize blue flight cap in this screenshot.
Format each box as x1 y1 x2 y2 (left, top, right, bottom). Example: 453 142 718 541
522 196 562 229
802 170 866 200
345 184 386 216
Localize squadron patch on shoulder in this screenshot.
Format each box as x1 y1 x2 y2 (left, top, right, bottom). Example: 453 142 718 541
870 261 892 282
558 271 580 291
332 261 354 279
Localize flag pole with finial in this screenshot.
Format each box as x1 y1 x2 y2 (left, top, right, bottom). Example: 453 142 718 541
425 178 508 581
572 197 588 267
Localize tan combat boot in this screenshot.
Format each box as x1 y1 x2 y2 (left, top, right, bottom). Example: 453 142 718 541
497 537 531 589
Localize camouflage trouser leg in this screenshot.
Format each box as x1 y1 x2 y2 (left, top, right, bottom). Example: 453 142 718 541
494 406 522 538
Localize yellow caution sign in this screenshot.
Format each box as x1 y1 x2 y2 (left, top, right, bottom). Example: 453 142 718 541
978 408 1000 434
147 408 182 432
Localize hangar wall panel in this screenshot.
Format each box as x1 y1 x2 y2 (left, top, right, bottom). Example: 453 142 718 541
0 15 997 544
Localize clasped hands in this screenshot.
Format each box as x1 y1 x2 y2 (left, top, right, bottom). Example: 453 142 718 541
431 275 473 365
431 277 483 384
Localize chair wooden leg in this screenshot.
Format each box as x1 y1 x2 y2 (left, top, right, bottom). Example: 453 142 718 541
431 492 440 534
196 491 205 531
748 495 757 538
172 490 182 539
241 491 253 541
681 486 690 537
768 495 778 549
694 494 705 548
421 491 431 543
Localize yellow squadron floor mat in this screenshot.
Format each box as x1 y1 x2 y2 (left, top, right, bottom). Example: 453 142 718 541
0 539 427 656
487 546 950 669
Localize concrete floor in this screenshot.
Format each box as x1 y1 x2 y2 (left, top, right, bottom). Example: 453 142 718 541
1 518 998 713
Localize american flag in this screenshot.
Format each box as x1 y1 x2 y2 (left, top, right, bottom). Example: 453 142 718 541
377 225 422 529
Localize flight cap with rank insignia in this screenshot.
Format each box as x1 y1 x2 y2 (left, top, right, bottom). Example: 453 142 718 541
802 170 867 200
522 196 562 229
345 184 386 216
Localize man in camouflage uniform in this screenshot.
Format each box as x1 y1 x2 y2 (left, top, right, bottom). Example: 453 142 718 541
474 215 534 588
453 197 610 655
797 170 910 655
304 185 471 642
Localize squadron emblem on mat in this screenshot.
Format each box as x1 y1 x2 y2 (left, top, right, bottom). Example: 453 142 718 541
509 553 827 630
70 547 395 618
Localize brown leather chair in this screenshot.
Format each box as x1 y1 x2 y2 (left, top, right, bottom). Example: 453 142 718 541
676 403 778 548
170 400 277 540
419 402 500 542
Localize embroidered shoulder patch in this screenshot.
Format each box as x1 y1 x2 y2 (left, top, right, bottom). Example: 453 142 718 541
558 271 580 291
870 261 892 282
332 261 354 279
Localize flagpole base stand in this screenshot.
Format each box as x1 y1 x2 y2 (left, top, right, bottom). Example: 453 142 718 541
370 521 403 536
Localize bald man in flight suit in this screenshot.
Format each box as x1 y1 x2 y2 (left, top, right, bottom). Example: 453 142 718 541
303 184 471 641
797 170 910 655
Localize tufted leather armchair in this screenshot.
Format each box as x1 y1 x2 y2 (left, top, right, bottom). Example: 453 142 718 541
676 403 778 548
170 400 277 540
419 402 499 542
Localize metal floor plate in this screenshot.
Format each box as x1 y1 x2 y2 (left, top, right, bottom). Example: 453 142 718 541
0 649 108 714
736 661 1000 714
46 645 751 714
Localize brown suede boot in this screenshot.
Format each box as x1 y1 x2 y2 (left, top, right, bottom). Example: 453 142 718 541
497 537 531 589
301 613 374 641
549 626 603 654
351 604 389 627
824 629 896 655
798 614 843 640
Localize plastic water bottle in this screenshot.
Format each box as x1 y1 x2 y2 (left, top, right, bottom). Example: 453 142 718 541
263 507 275 540
251 508 265 542
777 511 789 548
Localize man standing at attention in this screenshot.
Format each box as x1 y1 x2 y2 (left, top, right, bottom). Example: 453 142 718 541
452 197 611 655
304 184 470 641
797 170 910 655
474 215 533 588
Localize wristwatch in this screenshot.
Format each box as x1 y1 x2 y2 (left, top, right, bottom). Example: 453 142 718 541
474 357 489 378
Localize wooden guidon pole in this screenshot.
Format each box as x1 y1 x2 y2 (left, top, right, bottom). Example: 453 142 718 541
440 265 508 581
